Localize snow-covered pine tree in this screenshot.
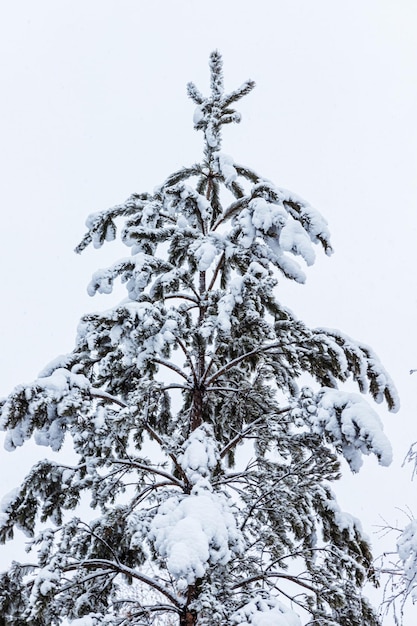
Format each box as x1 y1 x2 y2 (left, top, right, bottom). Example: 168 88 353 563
0 51 398 626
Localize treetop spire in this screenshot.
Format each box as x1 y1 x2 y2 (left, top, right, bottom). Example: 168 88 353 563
187 50 255 152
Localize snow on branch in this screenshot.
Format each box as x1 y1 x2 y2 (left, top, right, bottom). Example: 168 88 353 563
231 595 301 626
0 368 90 452
302 387 392 472
316 328 400 412
187 51 255 152
75 193 151 254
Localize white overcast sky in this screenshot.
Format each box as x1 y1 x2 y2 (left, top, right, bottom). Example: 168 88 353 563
0 1 416 623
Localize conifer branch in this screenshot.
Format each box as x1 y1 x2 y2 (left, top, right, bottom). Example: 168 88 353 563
163 292 199 304
207 251 225 292
212 196 248 230
153 358 190 382
89 387 186 483
186 82 204 105
231 572 317 594
111 460 184 489
205 342 281 385
175 336 198 384
89 388 128 408
58 569 117 594
65 560 183 608
222 79 256 107
219 417 264 459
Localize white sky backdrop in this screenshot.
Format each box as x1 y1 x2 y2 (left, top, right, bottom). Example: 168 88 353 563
0 1 416 623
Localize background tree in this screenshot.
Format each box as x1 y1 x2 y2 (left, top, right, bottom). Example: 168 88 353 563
0 52 398 626
376 436 417 625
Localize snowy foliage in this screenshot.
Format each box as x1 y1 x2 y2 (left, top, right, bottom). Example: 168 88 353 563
379 446 417 624
397 520 417 600
0 52 398 625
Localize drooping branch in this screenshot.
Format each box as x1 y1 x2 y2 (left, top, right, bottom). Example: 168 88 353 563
212 197 248 231
88 387 187 484
65 559 183 608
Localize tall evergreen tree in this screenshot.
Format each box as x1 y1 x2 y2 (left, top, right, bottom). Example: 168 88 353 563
0 52 398 626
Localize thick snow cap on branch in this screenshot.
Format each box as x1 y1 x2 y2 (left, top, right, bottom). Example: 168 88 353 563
150 426 243 586
231 596 301 626
0 368 90 452
307 388 392 471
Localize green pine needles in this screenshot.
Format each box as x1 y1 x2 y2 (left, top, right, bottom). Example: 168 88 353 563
0 51 398 626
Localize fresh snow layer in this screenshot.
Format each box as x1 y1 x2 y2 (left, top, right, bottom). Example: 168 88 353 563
312 389 392 471
398 520 417 599
150 425 243 585
232 596 301 626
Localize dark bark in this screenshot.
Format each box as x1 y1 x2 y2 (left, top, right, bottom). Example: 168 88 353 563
180 584 197 626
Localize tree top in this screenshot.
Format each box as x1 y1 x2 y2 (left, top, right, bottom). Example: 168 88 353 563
187 50 256 152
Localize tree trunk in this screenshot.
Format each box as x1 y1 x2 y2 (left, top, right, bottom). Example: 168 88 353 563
180 585 197 625
180 610 197 626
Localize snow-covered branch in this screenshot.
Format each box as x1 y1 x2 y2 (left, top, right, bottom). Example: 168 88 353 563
65 559 183 608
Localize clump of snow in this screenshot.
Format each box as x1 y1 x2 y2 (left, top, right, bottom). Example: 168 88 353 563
235 196 319 283
205 122 219 149
176 214 189 229
0 488 19 526
250 197 286 233
265 240 306 283
150 489 243 585
191 240 218 271
309 389 392 471
397 520 417 599
232 595 301 626
276 188 332 254
150 425 243 585
28 566 60 609
178 424 219 485
215 152 238 186
0 488 19 514
279 219 315 266
237 208 257 248
216 277 244 333
193 103 206 126
34 368 90 393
